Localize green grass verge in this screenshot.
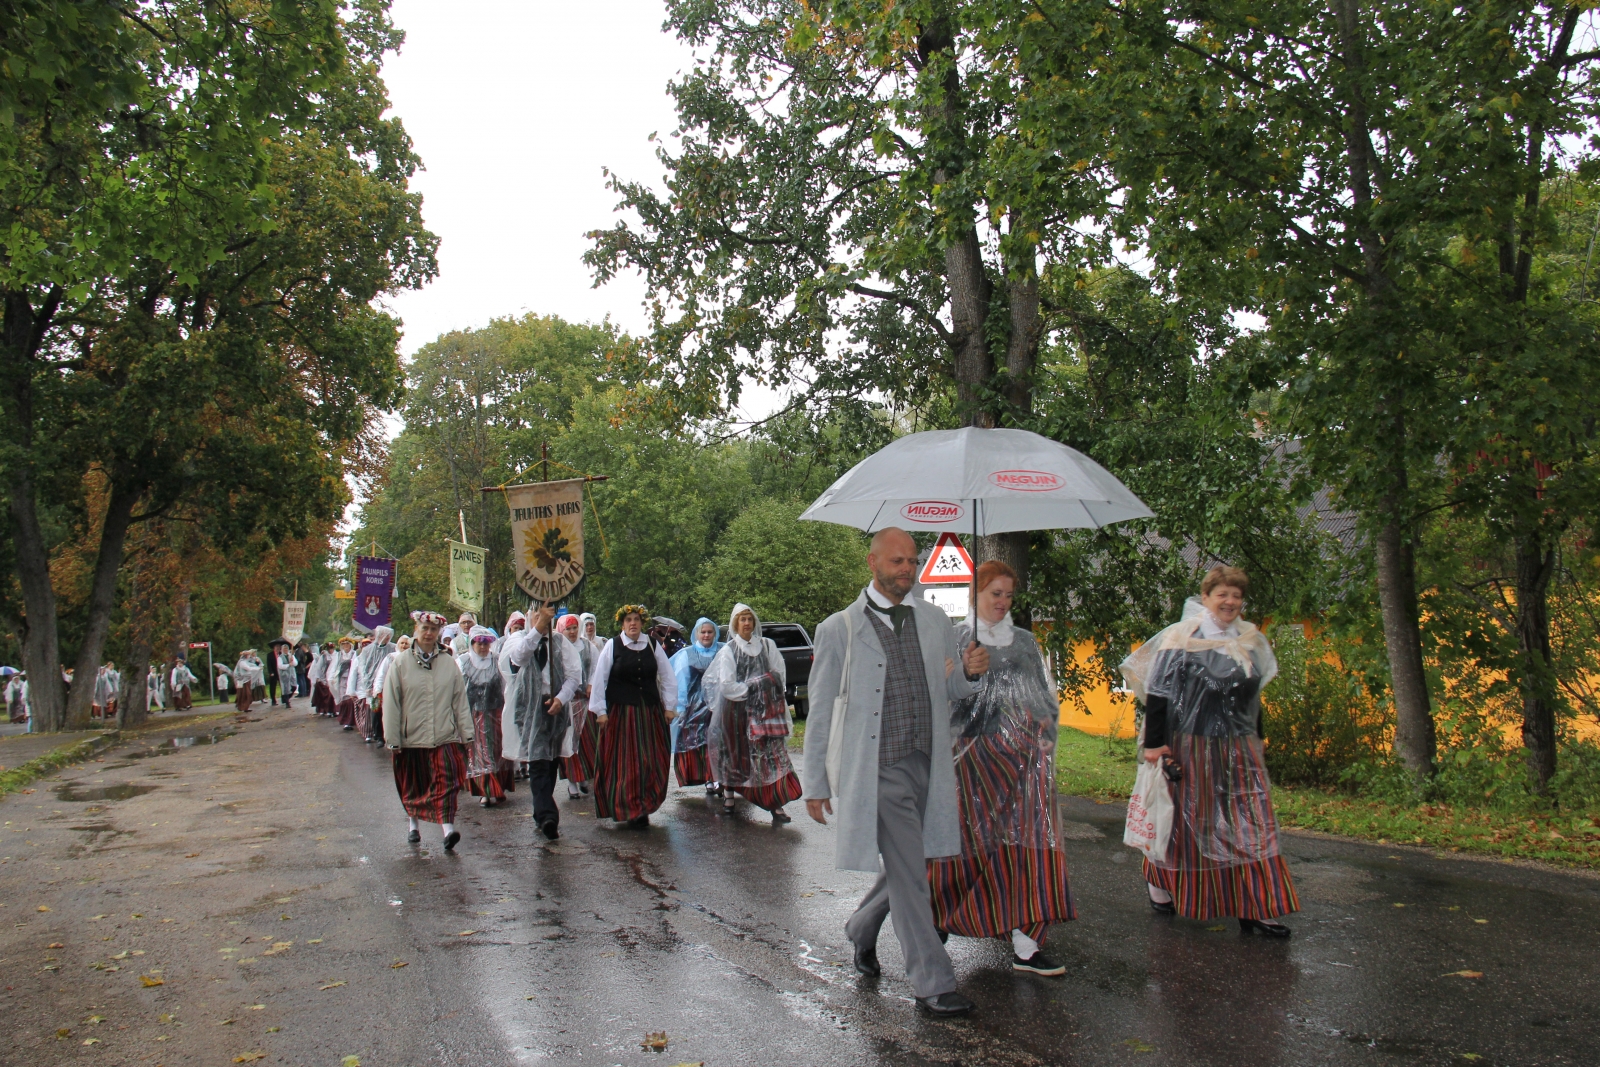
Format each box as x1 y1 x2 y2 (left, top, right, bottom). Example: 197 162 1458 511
1052 725 1600 868
0 735 117 799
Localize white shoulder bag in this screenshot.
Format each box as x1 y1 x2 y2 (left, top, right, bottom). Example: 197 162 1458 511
824 607 855 791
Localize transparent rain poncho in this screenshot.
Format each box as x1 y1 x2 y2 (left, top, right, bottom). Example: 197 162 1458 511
1119 597 1281 869
669 617 721 754
704 604 796 789
460 650 505 780
950 616 1065 853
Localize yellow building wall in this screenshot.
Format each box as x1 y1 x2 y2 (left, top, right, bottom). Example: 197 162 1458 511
1054 639 1139 739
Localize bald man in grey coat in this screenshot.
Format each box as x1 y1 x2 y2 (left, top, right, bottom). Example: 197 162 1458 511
803 527 989 1016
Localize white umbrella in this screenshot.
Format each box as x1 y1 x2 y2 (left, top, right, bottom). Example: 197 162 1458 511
798 427 1152 535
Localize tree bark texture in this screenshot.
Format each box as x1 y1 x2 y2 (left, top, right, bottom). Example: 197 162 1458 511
64 484 142 728
3 289 66 732
1375 502 1435 778
1515 533 1559 795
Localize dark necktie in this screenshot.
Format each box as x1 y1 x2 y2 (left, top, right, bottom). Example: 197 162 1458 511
534 635 548 670
866 598 913 636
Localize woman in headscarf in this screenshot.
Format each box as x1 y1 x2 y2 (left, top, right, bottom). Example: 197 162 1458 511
704 603 801 824
309 644 334 717
276 644 300 705
372 634 410 742
556 612 598 800
580 613 605 658
384 611 473 851
588 604 678 829
234 651 262 711
354 627 395 743
669 617 722 795
333 637 358 730
169 658 198 712
1120 564 1296 936
461 626 513 807
928 561 1076 976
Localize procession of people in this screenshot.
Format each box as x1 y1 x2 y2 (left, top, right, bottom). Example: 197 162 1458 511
0 520 1291 1023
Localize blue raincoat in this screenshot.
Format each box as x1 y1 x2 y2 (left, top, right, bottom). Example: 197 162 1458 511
669 617 723 753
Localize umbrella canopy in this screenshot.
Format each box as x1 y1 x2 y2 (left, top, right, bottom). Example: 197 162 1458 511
799 426 1152 535
651 616 685 633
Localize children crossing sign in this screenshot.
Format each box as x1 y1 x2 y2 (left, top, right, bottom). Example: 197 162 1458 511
918 532 975 584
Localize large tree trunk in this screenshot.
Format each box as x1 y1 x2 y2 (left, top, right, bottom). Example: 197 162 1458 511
1514 531 1559 795
3 289 66 731
64 484 142 727
1374 482 1434 779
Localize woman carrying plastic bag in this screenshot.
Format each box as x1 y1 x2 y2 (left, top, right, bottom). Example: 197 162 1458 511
704 603 801 824
1120 565 1297 936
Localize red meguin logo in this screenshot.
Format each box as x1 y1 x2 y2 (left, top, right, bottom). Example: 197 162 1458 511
900 500 966 523
989 469 1064 492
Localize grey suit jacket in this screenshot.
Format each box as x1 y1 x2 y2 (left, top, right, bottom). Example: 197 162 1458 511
801 591 975 872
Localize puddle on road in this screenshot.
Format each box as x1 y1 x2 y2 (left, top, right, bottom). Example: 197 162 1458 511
113 731 235 762
55 782 159 802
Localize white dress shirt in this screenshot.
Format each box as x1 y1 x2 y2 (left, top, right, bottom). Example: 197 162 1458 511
588 633 677 716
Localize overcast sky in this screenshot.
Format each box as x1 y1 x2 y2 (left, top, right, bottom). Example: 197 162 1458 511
379 0 694 355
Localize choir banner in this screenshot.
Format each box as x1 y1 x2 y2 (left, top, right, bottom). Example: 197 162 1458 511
506 478 585 603
352 556 396 634
281 601 308 644
447 540 486 616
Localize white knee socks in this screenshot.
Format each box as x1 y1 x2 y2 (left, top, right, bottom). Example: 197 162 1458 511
1011 929 1039 959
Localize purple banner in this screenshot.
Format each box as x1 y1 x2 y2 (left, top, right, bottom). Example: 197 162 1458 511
352 556 396 634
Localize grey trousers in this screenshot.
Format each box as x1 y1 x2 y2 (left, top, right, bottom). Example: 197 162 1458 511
844 751 957 998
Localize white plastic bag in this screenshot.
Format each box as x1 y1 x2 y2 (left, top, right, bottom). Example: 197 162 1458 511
1123 759 1175 862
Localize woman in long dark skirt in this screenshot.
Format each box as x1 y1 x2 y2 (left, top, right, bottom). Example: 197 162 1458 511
461 627 513 806
669 617 721 792
927 561 1075 976
587 605 677 829
1121 564 1298 935
704 604 801 824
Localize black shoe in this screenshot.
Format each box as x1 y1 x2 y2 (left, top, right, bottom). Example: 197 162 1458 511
1149 896 1177 915
442 830 460 852
770 807 792 824
407 828 421 844
1013 951 1066 976
1239 918 1291 938
916 992 975 1016
706 783 723 797
625 815 649 830
852 941 880 977
539 819 559 841
342 724 353 731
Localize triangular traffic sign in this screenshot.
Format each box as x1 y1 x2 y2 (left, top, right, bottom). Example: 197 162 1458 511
919 532 975 584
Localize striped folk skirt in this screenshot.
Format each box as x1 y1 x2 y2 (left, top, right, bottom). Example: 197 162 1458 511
1142 734 1299 920
392 743 468 824
235 684 253 711
561 710 602 784
312 681 335 716
929 726 1075 943
712 689 801 810
674 745 712 787
467 707 515 800
336 696 356 728
593 702 671 822
354 698 373 737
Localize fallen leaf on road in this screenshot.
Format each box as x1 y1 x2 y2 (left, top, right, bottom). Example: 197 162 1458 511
320 981 346 990
1123 1038 1155 1053
280 915 291 921
55 1028 71 1039
341 1057 361 1067
90 914 108 920
130 913 143 919
1474 919 1488 924
48 942 64 949
390 961 408 969
36 905 50 912
248 1005 264 1010
667 1063 704 1067
158 1014 176 1024
265 1027 281 1033
600 951 617 958
233 1053 266 1063
1205 925 1226 932
1442 970 1483 979
85 1015 105 1025
111 951 129 960
82 1038 100 1045
219 1018 236 1025
1393 903 1407 908
307 939 323 944
275 898 291 904
799 892 814 898
139 975 165 987
457 930 477 937
641 1031 670 1051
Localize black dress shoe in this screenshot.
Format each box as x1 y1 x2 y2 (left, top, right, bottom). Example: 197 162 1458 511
407 828 421 844
626 815 650 830
1149 897 1177 915
1239 918 1291 938
916 992 975 1016
539 819 559 841
852 941 881 977
770 807 792 824
442 830 461 852
1013 951 1066 976
937 928 950 944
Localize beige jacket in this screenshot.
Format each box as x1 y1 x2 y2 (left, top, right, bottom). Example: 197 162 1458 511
383 649 473 750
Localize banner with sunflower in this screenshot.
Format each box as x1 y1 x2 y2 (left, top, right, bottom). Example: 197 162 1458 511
505 478 586 603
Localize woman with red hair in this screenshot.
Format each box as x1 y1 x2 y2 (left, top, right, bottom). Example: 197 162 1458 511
928 560 1076 975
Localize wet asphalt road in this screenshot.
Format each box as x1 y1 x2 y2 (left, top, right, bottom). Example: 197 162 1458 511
2 705 1597 1067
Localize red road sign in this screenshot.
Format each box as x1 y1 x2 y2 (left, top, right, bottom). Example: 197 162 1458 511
188 642 210 649
918 532 975 585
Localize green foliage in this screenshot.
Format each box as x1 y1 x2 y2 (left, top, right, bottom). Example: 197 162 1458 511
695 497 869 630
1260 626 1390 787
